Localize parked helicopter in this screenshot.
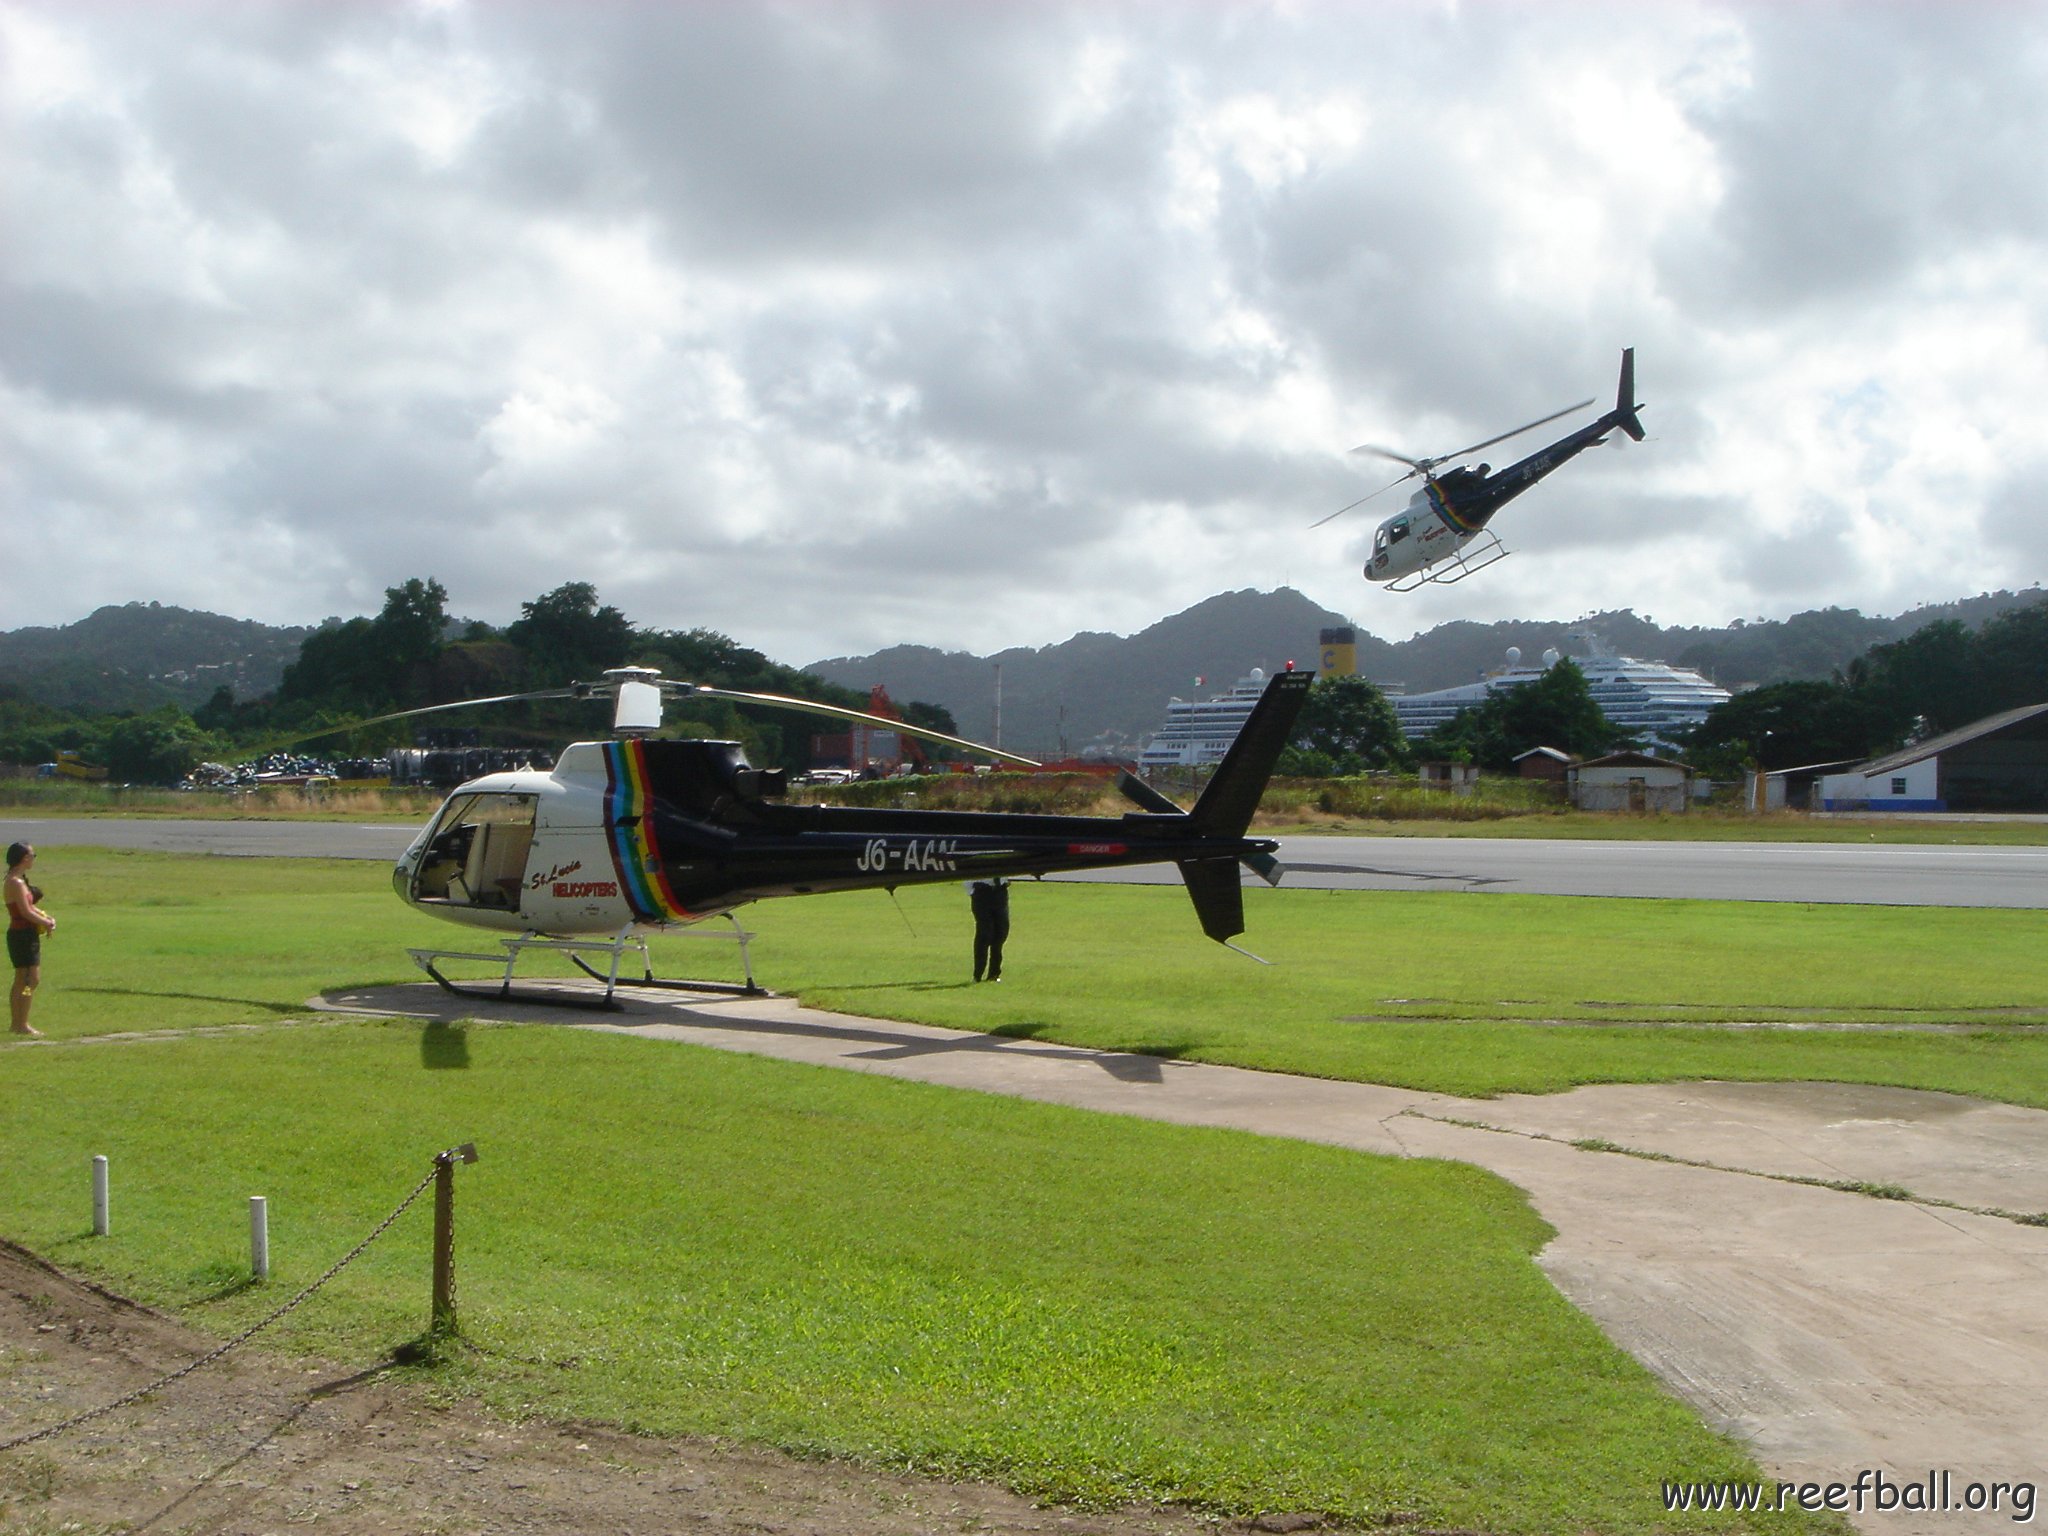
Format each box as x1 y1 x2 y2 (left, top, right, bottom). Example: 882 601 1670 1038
328 666 1311 1003
1315 349 1646 589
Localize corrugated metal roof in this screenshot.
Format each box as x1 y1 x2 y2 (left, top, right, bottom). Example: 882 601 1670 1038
1849 701 2048 777
1571 750 1695 773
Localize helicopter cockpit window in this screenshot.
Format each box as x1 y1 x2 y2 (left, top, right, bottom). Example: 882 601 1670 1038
1386 516 1411 544
413 792 537 909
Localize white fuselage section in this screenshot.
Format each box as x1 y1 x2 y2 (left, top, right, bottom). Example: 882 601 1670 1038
1366 487 1471 583
392 751 638 937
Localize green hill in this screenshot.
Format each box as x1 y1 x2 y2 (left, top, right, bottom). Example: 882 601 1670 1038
0 602 308 713
808 587 2048 756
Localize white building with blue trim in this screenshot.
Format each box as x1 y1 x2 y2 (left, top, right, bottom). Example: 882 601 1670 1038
1816 703 2048 812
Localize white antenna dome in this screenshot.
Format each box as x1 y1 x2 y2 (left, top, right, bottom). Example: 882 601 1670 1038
1249 667 1266 682
1505 646 1522 666
1542 648 1562 668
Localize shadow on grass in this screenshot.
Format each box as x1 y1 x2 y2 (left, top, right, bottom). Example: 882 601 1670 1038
619 1006 1185 1083
420 1020 470 1070
185 1273 262 1306
70 986 309 1018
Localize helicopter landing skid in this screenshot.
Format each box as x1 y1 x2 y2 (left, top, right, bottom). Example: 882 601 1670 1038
408 918 766 1011
1386 531 1510 591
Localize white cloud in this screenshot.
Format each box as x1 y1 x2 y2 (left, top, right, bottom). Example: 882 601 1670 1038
1 0 2045 664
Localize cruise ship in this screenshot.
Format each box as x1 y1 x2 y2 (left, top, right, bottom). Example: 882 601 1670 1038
1138 670 1281 770
1392 642 1730 750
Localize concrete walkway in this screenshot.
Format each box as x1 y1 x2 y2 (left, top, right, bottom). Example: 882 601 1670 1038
322 983 2048 1533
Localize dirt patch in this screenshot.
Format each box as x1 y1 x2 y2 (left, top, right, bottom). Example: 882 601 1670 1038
0 1240 1251 1536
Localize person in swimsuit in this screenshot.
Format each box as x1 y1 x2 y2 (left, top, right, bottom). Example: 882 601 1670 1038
6 842 56 1037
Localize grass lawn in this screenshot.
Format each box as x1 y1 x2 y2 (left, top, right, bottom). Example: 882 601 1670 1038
742 882 2048 1105
6 845 2036 1528
4 1023 1798 1532
14 847 2048 1105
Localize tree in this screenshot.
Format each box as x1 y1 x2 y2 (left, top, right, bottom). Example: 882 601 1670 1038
377 577 450 671
103 708 212 785
278 577 450 714
1676 680 1893 779
1844 619 1981 738
1419 659 1623 771
193 686 237 733
1282 675 1411 775
1963 600 2048 718
506 582 637 686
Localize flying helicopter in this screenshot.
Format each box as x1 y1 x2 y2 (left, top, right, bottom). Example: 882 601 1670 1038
306 666 1311 1004
1315 349 1646 589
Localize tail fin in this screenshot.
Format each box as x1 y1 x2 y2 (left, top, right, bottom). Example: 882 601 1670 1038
1178 856 1246 943
1188 668 1315 838
1613 347 1645 442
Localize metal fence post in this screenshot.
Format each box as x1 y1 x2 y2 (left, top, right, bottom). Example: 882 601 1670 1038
430 1142 478 1339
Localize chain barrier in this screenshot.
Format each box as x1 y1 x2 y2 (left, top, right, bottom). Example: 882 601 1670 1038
441 1156 458 1327
1 1159 446 1453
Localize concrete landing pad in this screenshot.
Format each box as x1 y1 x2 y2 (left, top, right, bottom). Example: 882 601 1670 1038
1444 1079 2048 1215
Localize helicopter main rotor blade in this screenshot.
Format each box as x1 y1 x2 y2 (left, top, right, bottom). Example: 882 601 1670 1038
240 671 1042 771
245 688 586 756
1431 397 1595 467
1309 472 1411 529
668 683 1043 769
1349 444 1428 472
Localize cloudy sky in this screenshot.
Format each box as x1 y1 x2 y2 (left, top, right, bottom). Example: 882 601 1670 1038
5 0 2045 665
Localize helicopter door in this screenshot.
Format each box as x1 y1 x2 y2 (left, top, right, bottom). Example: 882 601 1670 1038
411 792 538 911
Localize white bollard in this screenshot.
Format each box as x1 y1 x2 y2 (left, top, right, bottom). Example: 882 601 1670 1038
249 1195 269 1280
92 1154 109 1236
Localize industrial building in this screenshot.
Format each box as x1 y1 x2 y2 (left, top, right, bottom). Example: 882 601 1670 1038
1817 703 2048 812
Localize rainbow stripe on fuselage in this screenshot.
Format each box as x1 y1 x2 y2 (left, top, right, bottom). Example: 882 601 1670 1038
601 740 699 922
1425 479 1481 534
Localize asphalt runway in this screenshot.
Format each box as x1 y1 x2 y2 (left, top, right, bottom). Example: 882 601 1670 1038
6 817 421 861
1063 832 2048 908
10 817 2045 907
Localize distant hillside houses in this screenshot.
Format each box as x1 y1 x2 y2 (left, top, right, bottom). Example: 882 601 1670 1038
1389 641 1730 751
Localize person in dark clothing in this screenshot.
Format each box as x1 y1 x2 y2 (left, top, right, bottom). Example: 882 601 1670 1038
969 877 1010 982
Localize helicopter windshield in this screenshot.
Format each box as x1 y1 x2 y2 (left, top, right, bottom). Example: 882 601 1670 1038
413 792 537 909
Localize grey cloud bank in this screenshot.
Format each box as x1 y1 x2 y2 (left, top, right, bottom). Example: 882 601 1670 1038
4 0 2044 662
